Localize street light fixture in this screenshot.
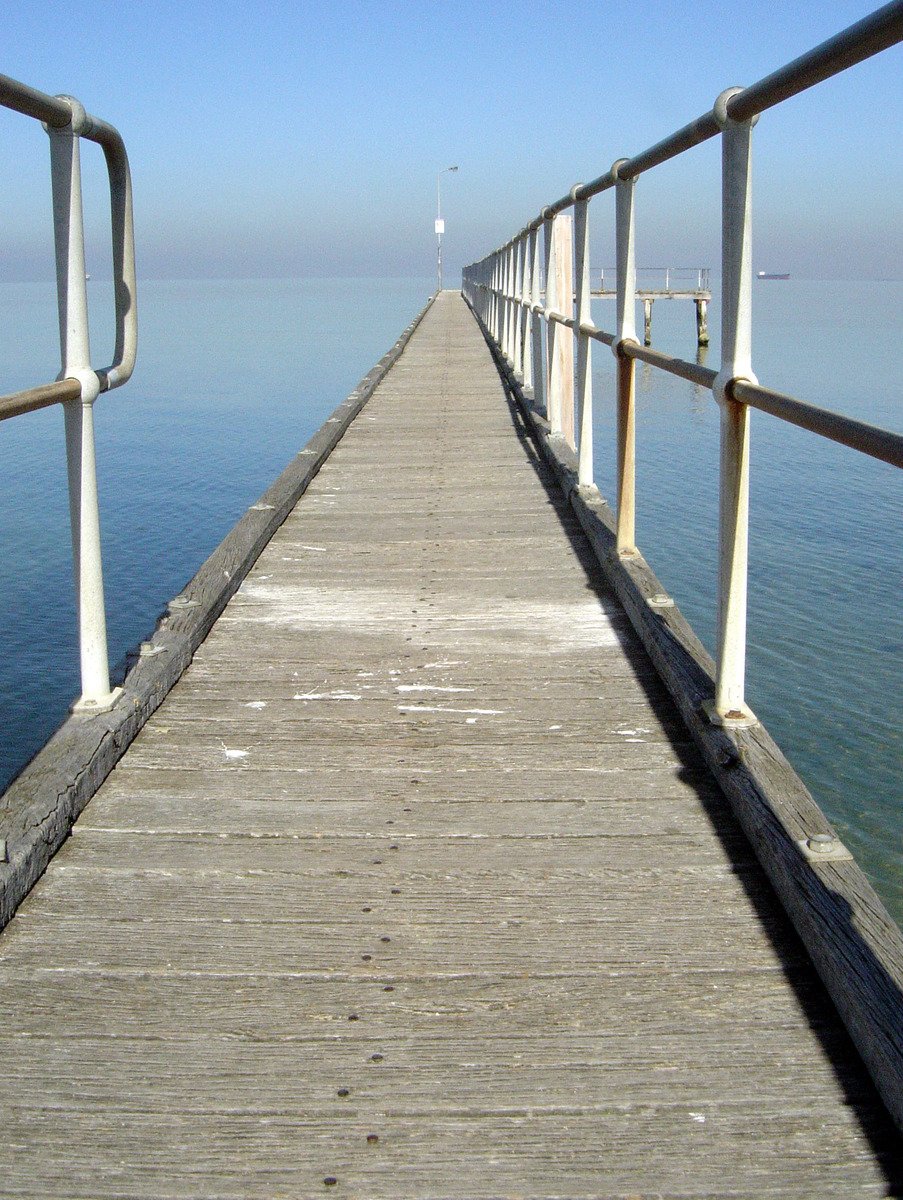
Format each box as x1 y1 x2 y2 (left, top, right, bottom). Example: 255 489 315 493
436 165 458 293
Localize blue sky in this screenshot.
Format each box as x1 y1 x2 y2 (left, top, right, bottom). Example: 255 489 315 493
1 0 900 280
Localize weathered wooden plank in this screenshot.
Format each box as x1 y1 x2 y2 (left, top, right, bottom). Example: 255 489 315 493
0 968 843 1042
0 913 800 976
0 1109 895 1200
54 827 749 871
21 856 773 923
0 1033 879 1113
73 795 731 839
68 763 723 804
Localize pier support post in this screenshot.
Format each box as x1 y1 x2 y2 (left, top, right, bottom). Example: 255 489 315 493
696 297 709 346
643 297 654 345
711 88 758 726
47 101 119 714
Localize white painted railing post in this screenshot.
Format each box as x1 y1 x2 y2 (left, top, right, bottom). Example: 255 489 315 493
712 89 758 725
513 234 528 379
613 161 638 555
548 213 574 442
542 212 555 422
513 236 524 379
499 249 505 348
47 100 119 713
521 234 533 392
573 192 593 485
492 253 501 346
530 225 545 413
504 243 513 362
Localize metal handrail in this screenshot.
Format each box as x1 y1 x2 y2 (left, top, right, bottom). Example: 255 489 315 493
0 73 138 712
462 1 902 730
0 75 137 417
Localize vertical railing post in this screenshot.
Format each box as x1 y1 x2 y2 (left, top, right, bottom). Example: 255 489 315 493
513 236 524 379
511 238 525 374
497 243 504 355
503 242 513 361
492 253 501 346
549 212 574 442
509 240 513 360
47 99 119 712
530 224 545 414
543 211 555 423
508 241 517 364
522 232 534 395
711 88 758 725
613 160 638 555
573 191 593 485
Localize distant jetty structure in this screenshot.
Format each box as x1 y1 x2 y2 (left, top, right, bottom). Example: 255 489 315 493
1 4 903 1195
594 265 711 345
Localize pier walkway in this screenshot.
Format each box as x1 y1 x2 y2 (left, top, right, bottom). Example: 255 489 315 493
0 292 900 1196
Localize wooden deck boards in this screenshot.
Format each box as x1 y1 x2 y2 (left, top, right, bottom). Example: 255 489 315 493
0 291 899 1197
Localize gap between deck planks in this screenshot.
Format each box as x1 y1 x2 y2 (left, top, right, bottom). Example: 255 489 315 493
0 291 900 1198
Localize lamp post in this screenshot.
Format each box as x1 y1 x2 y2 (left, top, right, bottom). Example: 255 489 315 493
436 165 458 293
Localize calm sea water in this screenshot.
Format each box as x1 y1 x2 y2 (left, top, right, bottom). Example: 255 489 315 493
0 276 899 925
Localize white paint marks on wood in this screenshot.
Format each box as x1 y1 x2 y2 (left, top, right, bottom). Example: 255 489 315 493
396 685 475 694
397 705 506 716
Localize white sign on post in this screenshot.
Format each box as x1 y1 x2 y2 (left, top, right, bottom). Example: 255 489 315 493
435 219 445 235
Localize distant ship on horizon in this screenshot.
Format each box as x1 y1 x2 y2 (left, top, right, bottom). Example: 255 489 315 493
757 270 790 280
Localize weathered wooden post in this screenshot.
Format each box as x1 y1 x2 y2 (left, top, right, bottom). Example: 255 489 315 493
711 87 758 726
614 160 638 555
643 297 654 345
696 298 709 346
573 191 593 484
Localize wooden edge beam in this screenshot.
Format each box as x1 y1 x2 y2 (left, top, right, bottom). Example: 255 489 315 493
464 292 903 1134
0 293 438 931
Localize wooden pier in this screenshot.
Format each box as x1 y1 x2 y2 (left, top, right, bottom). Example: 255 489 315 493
0 291 900 1197
592 268 711 345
